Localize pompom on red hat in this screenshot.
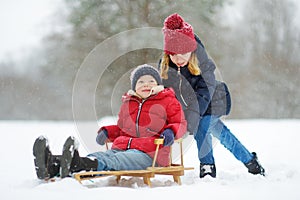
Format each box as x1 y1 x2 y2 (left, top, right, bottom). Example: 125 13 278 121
163 13 197 55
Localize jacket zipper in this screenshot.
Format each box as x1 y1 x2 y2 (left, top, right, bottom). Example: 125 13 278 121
135 99 145 137
177 67 188 107
131 93 159 138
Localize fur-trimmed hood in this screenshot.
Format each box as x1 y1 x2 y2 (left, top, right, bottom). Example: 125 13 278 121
126 85 165 99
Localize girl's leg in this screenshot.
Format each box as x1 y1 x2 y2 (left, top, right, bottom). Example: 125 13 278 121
88 149 153 171
194 115 215 164
194 116 265 176
210 117 265 175
210 116 253 164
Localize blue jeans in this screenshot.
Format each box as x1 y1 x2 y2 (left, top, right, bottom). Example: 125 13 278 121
194 115 253 165
88 149 153 171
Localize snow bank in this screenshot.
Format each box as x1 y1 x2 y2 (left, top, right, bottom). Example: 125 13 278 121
0 119 299 200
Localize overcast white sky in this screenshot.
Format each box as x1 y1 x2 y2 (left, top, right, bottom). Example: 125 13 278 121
0 0 63 62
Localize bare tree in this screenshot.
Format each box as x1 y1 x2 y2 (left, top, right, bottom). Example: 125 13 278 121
218 0 300 118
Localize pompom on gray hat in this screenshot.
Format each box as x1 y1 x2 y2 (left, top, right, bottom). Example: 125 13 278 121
130 64 162 90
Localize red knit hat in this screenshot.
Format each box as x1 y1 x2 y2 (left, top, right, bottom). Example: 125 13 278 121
163 13 197 55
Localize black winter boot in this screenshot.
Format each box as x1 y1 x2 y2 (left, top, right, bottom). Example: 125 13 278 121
200 163 216 178
33 136 60 179
48 155 61 178
60 136 98 178
245 152 265 176
70 150 98 173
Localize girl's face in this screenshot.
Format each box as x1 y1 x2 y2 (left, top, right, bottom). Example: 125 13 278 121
135 75 158 99
170 52 192 67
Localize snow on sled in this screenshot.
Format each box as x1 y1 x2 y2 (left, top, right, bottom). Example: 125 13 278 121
74 138 194 187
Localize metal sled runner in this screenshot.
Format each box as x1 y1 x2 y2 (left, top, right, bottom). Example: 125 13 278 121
74 138 193 187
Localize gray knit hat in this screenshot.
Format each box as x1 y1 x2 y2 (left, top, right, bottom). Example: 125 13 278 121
130 64 162 90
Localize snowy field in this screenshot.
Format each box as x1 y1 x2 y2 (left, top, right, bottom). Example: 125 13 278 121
0 119 299 200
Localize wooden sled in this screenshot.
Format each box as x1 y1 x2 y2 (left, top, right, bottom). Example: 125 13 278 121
74 138 193 187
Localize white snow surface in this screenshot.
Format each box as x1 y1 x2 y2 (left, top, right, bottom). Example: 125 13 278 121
0 119 299 200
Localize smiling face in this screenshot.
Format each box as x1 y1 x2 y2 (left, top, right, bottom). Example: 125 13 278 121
135 75 158 99
169 52 192 67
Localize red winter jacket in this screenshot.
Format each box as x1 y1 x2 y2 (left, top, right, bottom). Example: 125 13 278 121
99 87 187 166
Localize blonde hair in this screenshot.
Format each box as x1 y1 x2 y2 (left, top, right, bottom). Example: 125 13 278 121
160 52 200 79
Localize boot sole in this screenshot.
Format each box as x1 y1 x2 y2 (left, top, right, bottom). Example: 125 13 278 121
33 136 49 179
60 136 76 178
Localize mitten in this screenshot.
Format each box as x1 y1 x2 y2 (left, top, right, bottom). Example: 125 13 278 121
160 129 175 146
96 129 108 145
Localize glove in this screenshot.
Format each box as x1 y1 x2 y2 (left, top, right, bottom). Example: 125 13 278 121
160 129 175 146
96 129 108 145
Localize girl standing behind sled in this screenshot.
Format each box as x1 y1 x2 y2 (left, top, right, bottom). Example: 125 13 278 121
159 13 265 178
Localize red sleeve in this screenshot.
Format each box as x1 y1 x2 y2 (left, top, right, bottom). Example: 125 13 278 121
98 125 121 142
97 101 127 142
165 97 187 139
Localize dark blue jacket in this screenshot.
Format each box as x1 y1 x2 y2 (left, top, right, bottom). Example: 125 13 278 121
159 35 231 134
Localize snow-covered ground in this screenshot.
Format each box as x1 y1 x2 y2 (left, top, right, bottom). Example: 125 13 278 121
1 119 299 200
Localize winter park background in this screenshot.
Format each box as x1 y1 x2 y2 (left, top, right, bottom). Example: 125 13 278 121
0 0 300 199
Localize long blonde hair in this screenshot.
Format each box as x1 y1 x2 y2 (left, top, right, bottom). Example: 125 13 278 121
160 52 200 79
